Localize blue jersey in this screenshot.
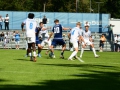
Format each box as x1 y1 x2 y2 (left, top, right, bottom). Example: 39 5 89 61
35 27 41 40
15 34 20 41
52 24 63 39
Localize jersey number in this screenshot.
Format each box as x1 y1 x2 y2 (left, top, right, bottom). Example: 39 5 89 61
29 23 33 29
54 27 60 33
71 30 75 35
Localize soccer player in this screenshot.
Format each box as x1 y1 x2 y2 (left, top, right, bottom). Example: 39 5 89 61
68 22 84 62
22 13 37 62
80 25 99 58
36 22 51 57
48 19 70 59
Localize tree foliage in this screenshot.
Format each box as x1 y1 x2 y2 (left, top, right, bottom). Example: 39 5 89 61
0 0 119 18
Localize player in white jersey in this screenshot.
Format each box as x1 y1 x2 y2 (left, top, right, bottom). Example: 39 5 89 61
22 13 37 62
80 25 99 58
68 22 84 62
37 22 51 56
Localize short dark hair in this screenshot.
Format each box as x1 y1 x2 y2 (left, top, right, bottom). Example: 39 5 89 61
28 13 34 19
54 19 59 23
39 22 43 24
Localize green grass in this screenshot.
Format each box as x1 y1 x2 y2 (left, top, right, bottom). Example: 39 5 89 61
0 49 120 90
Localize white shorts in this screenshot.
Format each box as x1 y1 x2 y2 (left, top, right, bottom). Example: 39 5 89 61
41 39 51 47
26 37 36 43
70 40 78 48
15 41 20 45
82 39 92 45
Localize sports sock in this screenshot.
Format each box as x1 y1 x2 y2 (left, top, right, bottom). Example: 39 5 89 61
29 53 32 57
33 51 36 56
92 48 97 56
61 51 64 56
69 51 77 59
80 48 84 57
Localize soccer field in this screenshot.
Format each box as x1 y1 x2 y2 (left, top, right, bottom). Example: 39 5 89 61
0 49 120 90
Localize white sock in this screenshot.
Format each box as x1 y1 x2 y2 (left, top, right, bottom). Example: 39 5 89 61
80 48 84 57
29 53 32 56
33 51 36 56
69 51 77 59
92 48 97 56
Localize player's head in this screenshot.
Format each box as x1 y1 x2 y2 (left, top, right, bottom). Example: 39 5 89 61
28 13 34 19
76 22 81 27
39 22 44 27
54 19 59 24
85 25 89 31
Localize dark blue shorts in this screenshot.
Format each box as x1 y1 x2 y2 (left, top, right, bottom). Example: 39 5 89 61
36 40 42 46
52 39 66 47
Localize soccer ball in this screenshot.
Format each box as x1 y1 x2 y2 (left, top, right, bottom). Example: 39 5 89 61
49 53 55 58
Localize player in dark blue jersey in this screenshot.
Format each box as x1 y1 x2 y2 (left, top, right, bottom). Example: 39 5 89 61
35 25 42 57
48 19 70 59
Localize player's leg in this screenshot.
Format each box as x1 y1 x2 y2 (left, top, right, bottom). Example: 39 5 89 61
32 42 37 62
90 43 99 57
68 41 78 60
28 43 32 60
59 39 66 59
45 39 51 55
80 42 86 58
49 39 56 58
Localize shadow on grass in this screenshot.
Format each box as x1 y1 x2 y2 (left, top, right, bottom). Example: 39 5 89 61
14 59 30 62
0 71 120 90
0 64 120 90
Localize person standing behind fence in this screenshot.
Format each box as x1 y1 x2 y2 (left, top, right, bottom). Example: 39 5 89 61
116 35 120 52
4 14 9 30
15 31 20 50
0 15 3 30
99 34 106 52
42 15 47 27
114 34 117 52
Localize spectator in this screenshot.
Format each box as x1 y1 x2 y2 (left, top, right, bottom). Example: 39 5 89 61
42 15 47 27
99 34 106 52
0 32 4 42
116 35 120 52
4 14 9 30
15 31 20 50
3 37 7 49
107 24 114 40
0 15 3 30
114 34 117 52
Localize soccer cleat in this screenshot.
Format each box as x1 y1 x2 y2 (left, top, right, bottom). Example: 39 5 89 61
60 55 64 59
38 54 41 57
68 58 75 61
52 55 56 58
80 55 82 58
95 55 100 58
33 56 37 62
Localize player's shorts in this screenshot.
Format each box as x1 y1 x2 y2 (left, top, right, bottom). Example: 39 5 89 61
36 39 42 46
82 39 92 45
70 40 78 48
26 37 35 43
15 41 20 45
51 39 66 47
41 39 51 47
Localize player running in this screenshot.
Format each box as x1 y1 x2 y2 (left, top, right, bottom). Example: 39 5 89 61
80 25 100 58
68 22 84 62
37 22 51 56
22 13 37 62
48 19 70 59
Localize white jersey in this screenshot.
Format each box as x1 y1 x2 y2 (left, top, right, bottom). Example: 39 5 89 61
70 27 81 42
23 18 37 38
40 27 49 38
83 30 91 40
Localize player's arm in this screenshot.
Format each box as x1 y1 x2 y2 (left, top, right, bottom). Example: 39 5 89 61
68 33 71 39
63 27 71 30
48 32 53 41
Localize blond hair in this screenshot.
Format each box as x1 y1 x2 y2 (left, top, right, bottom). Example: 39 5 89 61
76 22 81 26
